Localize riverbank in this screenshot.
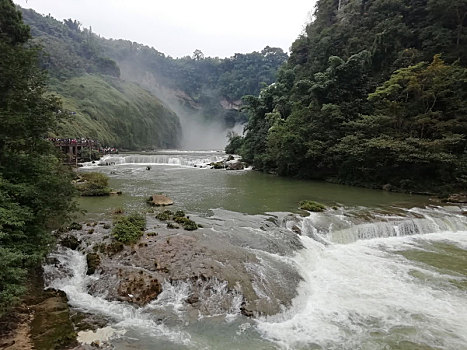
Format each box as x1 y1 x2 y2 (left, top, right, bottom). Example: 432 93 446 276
0 269 77 350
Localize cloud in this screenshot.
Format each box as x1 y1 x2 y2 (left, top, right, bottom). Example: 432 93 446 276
15 0 316 57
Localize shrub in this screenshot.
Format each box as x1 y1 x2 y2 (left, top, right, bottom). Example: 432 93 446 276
112 213 146 244
68 222 82 230
174 210 185 218
156 210 173 221
299 200 326 212
174 216 198 231
76 172 111 196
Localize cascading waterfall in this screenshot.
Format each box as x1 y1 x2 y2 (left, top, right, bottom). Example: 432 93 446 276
44 205 467 349
92 153 226 168
43 248 192 345
257 206 467 350
300 206 467 244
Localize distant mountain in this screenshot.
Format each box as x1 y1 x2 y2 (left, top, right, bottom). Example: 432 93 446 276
20 7 288 149
21 8 180 149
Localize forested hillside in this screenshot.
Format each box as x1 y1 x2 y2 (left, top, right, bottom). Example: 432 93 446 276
228 0 467 194
21 8 181 149
100 41 288 127
21 7 288 134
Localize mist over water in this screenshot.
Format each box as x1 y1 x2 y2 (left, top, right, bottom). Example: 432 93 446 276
177 113 242 150
117 60 245 150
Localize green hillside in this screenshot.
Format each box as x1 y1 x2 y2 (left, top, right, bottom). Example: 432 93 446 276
228 0 467 194
20 7 181 149
20 7 288 129
51 75 181 149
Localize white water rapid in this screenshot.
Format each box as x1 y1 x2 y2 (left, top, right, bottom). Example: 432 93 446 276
257 206 467 350
44 205 467 349
87 152 227 168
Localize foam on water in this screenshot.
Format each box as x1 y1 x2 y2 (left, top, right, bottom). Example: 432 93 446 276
43 248 192 345
81 153 227 169
257 207 467 350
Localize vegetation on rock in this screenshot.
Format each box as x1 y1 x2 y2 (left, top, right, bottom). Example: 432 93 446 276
299 200 327 212
112 213 146 244
75 172 111 196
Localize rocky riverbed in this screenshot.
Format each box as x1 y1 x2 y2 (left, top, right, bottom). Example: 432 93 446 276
53 210 303 319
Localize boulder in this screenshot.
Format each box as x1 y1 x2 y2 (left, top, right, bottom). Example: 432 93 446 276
86 253 101 275
446 193 467 203
226 161 244 171
116 271 162 306
60 235 81 250
148 194 174 206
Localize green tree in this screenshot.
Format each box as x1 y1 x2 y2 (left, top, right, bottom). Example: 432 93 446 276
0 0 76 316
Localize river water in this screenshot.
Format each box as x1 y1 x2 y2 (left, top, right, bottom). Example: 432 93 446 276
45 152 467 349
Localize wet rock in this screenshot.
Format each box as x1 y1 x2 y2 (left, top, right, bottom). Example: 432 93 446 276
291 225 301 235
240 302 255 317
446 193 467 203
69 222 83 231
185 294 199 305
382 183 393 191
226 161 244 171
30 289 78 350
116 272 162 306
86 253 101 275
61 235 81 250
210 161 225 169
147 194 174 206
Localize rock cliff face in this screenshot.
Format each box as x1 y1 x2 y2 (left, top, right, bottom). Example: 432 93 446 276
59 211 303 318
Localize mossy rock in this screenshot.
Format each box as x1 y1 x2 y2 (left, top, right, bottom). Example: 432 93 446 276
167 222 179 229
112 213 146 244
106 241 124 256
174 216 198 231
210 161 225 169
30 289 77 350
75 172 111 196
60 235 81 250
156 210 173 221
68 222 82 230
174 210 185 218
299 200 326 212
86 253 101 275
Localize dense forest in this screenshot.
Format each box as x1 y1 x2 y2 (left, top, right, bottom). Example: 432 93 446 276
20 8 288 133
0 0 75 316
227 0 467 193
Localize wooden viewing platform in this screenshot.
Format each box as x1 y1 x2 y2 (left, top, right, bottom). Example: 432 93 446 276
50 138 100 165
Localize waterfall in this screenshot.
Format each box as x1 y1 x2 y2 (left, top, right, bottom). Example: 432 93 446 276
258 206 467 349
300 206 467 244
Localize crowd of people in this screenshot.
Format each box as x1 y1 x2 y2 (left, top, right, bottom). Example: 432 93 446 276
47 138 118 154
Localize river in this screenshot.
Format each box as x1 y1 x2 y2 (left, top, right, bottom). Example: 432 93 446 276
44 151 467 349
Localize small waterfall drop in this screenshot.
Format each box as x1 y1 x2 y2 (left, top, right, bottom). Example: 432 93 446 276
300 206 467 244
93 152 226 168
43 248 192 345
257 206 467 349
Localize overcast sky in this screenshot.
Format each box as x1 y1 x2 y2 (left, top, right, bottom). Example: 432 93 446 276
14 0 317 58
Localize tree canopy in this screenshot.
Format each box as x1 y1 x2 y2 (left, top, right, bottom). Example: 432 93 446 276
228 0 467 193
0 0 75 316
